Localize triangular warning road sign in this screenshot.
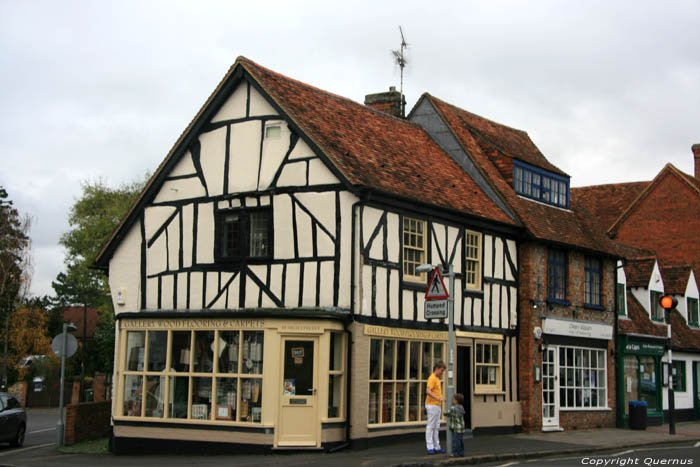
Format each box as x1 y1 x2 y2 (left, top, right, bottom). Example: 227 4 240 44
425 267 449 300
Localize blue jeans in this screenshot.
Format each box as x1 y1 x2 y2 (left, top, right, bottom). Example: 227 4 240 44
452 431 464 457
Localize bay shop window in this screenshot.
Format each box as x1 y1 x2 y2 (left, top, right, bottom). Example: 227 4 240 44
121 329 264 423
368 338 444 425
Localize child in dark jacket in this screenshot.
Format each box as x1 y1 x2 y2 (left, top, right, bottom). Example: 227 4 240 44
444 393 466 457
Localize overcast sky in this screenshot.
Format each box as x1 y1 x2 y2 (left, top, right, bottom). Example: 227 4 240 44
1 0 699 299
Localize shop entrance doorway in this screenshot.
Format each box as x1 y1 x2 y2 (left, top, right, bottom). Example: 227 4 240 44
276 337 319 447
542 346 560 430
456 346 472 429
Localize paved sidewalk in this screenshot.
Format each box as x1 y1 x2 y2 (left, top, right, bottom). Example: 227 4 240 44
2 422 700 467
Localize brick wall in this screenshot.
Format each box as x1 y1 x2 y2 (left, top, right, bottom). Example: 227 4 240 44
64 400 111 446
518 242 617 432
8 381 27 407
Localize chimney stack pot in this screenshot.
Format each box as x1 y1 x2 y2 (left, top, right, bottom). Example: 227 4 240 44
693 143 700 179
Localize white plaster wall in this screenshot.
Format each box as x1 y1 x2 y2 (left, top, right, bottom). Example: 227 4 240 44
276 161 307 187
284 263 300 307
661 353 700 411
319 261 334 305
494 237 504 280
167 220 179 271
302 262 317 306
196 203 215 264
199 127 227 196
153 178 207 204
288 138 315 160
144 206 176 241
273 195 294 260
338 191 357 309
505 239 517 282
146 236 167 276
259 122 291 190
375 268 387 318
386 213 400 263
248 87 277 116
228 120 262 193
308 158 339 186
109 222 142 314
168 150 196 176
361 264 372 316
181 204 194 269
176 272 188 309
246 266 267 308
362 207 383 254
295 204 314 258
448 226 462 274
211 83 248 122
389 270 399 320
483 235 493 279
160 275 174 309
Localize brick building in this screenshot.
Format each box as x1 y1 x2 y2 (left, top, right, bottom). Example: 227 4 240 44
409 96 621 432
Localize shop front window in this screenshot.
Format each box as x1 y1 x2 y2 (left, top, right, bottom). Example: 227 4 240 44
368 337 444 425
121 329 264 424
558 346 607 409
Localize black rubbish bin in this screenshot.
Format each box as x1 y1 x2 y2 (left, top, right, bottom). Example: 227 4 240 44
629 400 648 430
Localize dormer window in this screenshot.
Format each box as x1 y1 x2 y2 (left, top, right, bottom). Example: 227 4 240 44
513 160 569 208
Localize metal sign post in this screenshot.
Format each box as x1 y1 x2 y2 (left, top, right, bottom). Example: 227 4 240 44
53 323 77 447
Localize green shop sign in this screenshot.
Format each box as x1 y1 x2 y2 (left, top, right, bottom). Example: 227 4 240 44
624 341 665 356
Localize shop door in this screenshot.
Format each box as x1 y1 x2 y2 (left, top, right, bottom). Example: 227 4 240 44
456 346 472 429
694 362 700 419
542 346 560 429
276 338 318 447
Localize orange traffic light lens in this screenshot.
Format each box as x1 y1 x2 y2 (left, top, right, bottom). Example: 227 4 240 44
660 295 676 310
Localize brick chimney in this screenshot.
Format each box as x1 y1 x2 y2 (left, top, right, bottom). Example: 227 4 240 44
364 86 406 118
693 143 700 179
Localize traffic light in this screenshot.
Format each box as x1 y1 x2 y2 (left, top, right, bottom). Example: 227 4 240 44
659 295 678 310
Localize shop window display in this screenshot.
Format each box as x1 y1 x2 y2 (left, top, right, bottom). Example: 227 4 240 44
121 329 264 424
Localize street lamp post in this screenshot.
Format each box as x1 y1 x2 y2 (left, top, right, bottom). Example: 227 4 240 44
419 263 455 455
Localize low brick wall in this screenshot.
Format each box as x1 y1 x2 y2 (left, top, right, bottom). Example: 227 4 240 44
8 381 27 407
64 400 111 446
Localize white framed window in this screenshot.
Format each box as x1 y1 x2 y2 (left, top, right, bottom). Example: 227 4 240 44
264 122 282 139
327 332 346 419
121 329 264 423
465 230 482 290
368 338 444 425
558 346 607 409
474 341 501 393
403 217 426 282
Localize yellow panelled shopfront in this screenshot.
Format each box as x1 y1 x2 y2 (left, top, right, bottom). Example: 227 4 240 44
114 317 346 450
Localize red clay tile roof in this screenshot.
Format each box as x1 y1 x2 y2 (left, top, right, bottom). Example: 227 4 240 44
618 291 668 338
669 309 700 352
424 94 620 256
624 258 657 288
571 182 649 232
660 265 692 296
239 58 514 225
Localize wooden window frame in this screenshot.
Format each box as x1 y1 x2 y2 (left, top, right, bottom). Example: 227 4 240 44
326 332 346 421
215 207 273 263
584 257 603 308
547 248 568 304
650 291 664 322
464 230 482 291
119 329 264 425
368 338 444 426
474 341 502 394
402 217 427 283
264 121 282 139
558 346 608 409
688 298 699 326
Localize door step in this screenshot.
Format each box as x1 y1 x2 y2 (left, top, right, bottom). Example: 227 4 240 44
272 446 324 451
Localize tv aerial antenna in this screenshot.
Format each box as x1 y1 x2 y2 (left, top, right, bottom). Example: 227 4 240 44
392 26 409 96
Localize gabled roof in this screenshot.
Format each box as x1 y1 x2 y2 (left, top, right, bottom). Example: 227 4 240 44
96 58 515 267
670 309 700 352
608 163 700 236
571 181 649 232
618 291 667 338
660 265 692 296
624 257 657 288
419 94 620 256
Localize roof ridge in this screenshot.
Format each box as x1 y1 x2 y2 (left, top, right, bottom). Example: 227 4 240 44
426 94 531 136
572 180 650 189
238 56 422 128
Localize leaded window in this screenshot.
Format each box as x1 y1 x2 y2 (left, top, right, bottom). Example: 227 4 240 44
403 217 426 282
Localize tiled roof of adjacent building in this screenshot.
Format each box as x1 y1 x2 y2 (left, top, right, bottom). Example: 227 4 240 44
618 291 667 338
571 181 649 233
660 265 692 296
624 258 657 288
670 309 700 352
422 94 620 256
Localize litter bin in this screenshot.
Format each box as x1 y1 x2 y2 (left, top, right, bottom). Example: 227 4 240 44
629 400 647 430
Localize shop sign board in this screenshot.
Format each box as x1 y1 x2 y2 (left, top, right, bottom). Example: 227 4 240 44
542 318 612 340
424 300 448 319
624 341 665 356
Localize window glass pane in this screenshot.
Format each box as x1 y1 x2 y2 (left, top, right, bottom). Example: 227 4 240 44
249 211 270 257
330 332 343 371
381 383 394 423
126 331 145 371
171 331 191 372
145 375 166 417
409 341 420 380
193 331 214 373
242 331 264 374
240 378 262 423
222 213 241 258
215 378 237 421
383 340 395 380
408 382 420 421
219 331 239 374
369 382 380 423
265 124 281 139
395 382 406 422
532 173 540 198
147 331 167 371
396 341 407 380
433 343 443 365
328 374 342 418
370 339 381 380
169 376 188 419
421 342 431 380
191 377 212 420
124 375 143 416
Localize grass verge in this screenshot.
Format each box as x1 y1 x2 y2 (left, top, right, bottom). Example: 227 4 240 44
58 437 110 454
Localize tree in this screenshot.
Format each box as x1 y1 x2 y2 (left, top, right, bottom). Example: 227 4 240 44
52 176 147 388
0 187 33 388
8 307 51 380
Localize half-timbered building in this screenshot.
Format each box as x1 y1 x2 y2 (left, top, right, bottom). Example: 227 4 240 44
95 57 523 452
